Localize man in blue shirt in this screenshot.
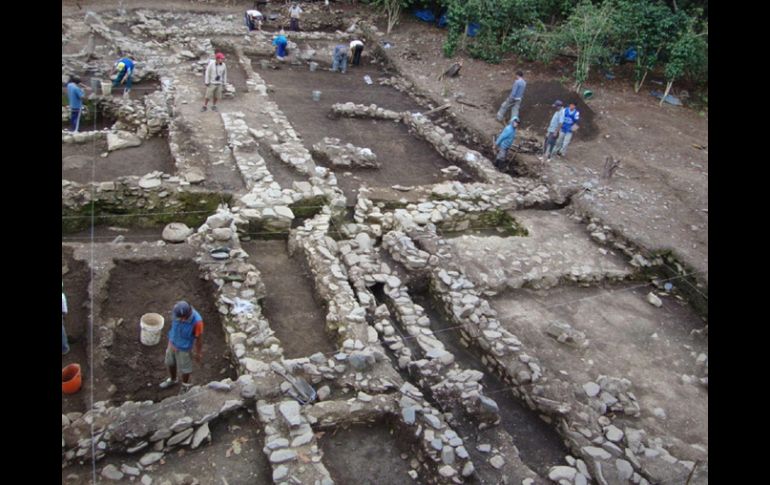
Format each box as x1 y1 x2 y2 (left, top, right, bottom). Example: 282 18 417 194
494 116 520 171
496 71 526 124
111 54 135 96
553 101 580 158
159 301 205 393
331 44 348 74
273 31 288 60
66 76 85 132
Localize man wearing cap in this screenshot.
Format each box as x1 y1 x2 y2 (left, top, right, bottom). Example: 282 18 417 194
552 101 580 159
66 75 85 133
289 2 302 32
540 100 564 162
494 116 520 171
496 70 526 124
202 53 227 112
111 54 135 96
160 301 204 393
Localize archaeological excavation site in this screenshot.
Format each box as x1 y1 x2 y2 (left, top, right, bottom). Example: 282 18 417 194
62 2 708 484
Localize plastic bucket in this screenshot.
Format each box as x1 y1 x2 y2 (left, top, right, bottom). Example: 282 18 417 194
583 89 593 100
62 364 82 394
101 82 113 96
312 90 321 102
260 59 269 69
90 78 101 92
309 62 318 72
140 313 165 346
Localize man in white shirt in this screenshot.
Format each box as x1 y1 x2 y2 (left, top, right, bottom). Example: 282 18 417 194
289 2 302 32
245 9 263 32
349 39 365 66
202 52 227 112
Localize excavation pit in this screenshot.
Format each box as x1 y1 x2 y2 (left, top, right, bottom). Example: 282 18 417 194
102 259 236 404
252 61 478 203
62 246 92 414
62 136 175 183
63 225 165 244
319 420 422 485
242 240 337 358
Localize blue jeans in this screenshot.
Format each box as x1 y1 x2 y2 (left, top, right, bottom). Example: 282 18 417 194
332 54 347 73
290 18 299 31
276 43 287 59
113 69 133 90
70 108 81 132
62 316 70 354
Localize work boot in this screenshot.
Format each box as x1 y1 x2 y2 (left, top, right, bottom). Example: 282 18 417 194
200 106 207 112
211 105 218 112
159 378 178 389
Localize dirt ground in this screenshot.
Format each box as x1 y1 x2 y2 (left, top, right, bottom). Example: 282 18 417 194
102 259 236 403
490 283 708 460
62 247 92 414
319 420 422 485
254 61 477 203
62 137 175 183
63 225 165 244
242 240 337 357
62 410 272 484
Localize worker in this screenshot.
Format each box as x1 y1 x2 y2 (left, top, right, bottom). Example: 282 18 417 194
273 31 289 60
494 116 520 171
159 301 204 394
496 70 526 124
289 2 302 32
540 100 564 162
245 9 264 32
202 52 227 112
551 101 580 159
66 75 86 133
349 39 365 66
331 44 348 73
111 54 135 96
62 282 70 355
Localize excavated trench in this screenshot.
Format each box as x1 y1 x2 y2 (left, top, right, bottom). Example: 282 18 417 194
242 240 337 358
252 60 478 204
102 259 236 404
62 246 92 415
319 419 425 485
62 136 176 183
63 225 165 244
409 288 569 478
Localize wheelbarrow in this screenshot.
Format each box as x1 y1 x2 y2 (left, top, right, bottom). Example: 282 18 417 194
270 362 317 405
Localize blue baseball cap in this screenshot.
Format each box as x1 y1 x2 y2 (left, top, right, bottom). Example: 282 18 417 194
173 301 192 319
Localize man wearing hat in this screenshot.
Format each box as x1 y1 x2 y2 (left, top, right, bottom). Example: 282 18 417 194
202 52 227 112
111 54 135 96
540 100 564 162
160 301 204 393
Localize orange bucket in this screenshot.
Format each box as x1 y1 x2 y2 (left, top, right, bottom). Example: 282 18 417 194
62 364 82 394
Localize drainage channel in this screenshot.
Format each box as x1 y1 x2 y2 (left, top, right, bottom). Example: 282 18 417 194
409 289 569 479
241 240 337 358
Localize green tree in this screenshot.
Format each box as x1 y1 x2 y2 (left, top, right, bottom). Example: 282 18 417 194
369 0 414 34
613 0 687 92
661 17 707 106
553 0 616 92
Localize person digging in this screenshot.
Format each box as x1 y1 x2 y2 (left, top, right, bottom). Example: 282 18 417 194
159 301 204 394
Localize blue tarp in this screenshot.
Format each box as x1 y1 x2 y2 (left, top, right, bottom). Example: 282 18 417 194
414 9 435 23
437 13 447 28
624 47 638 62
467 22 480 37
650 90 682 106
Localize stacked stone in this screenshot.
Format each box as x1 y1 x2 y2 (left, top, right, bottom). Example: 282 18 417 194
257 399 334 485
62 130 107 144
63 380 251 465
143 87 172 137
382 230 435 271
311 137 379 169
330 102 402 121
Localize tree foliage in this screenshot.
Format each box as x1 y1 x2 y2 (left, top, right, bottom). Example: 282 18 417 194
369 0 414 34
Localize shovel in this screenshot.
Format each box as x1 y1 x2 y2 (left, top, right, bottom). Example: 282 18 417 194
270 362 317 405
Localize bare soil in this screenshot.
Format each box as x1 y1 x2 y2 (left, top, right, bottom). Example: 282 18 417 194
254 61 477 202
63 225 164 243
102 259 236 404
62 137 175 183
319 420 423 485
62 247 92 414
242 240 337 358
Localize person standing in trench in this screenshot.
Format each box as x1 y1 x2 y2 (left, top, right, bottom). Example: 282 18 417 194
159 301 204 394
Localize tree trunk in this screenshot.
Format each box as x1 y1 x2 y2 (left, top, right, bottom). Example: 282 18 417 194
634 70 648 93
660 80 673 107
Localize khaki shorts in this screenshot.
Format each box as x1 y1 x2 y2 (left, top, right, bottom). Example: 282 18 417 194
205 83 223 100
165 346 194 375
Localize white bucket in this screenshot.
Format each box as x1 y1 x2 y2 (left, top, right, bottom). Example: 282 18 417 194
309 62 318 72
260 59 269 69
140 313 165 346
312 90 321 102
101 82 112 96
